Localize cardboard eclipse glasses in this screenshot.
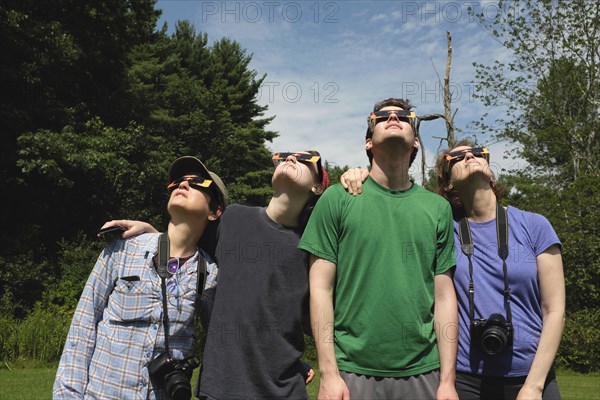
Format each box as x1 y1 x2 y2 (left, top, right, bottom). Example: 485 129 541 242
444 147 490 171
369 110 416 126
272 152 321 166
167 176 213 193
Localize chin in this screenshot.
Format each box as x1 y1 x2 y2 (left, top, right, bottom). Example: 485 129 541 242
273 175 312 193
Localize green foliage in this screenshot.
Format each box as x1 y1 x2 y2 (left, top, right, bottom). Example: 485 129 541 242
422 167 438 192
523 58 599 180
0 305 70 364
303 335 318 367
323 161 351 188
121 23 275 203
17 119 171 233
469 1 599 371
1 1 278 325
0 250 54 320
470 0 599 183
41 234 101 314
556 308 600 373
0 315 16 362
503 174 600 312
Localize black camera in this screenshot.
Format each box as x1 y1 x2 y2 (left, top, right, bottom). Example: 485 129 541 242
471 313 513 356
148 353 199 400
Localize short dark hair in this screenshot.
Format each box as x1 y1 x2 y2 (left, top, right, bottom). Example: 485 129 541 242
365 98 418 166
435 139 506 220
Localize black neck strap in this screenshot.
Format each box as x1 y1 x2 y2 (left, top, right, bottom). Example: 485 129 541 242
156 233 207 356
459 202 512 325
157 233 172 355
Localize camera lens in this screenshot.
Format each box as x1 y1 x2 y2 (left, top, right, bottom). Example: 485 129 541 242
481 325 508 355
164 371 192 400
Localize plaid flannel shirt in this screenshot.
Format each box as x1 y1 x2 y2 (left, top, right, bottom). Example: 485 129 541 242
53 233 217 400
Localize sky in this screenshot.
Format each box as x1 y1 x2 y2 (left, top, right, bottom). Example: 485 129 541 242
155 0 523 182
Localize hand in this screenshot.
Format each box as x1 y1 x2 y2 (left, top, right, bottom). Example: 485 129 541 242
436 381 459 400
305 368 315 385
340 168 369 195
516 384 543 400
99 219 158 239
300 360 315 385
318 374 350 400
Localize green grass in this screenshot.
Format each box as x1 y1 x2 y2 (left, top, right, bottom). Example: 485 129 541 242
0 367 56 400
558 370 600 400
0 366 597 399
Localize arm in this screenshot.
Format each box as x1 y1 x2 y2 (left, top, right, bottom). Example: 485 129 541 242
53 250 117 398
339 168 369 195
309 254 350 400
99 219 158 239
517 245 565 400
434 270 459 400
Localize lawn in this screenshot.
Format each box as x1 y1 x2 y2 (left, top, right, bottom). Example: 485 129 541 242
0 367 597 399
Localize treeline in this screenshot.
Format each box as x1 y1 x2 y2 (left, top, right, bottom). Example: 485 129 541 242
0 0 598 373
0 0 277 321
468 0 600 372
0 0 341 371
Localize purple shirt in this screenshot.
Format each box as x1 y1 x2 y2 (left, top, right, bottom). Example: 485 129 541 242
454 206 561 377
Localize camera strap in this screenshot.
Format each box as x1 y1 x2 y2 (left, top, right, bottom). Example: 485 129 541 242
459 202 512 325
156 233 207 357
157 233 172 355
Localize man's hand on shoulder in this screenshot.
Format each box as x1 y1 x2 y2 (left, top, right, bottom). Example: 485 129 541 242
340 167 369 196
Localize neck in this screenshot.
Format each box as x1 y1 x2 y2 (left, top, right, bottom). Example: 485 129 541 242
458 184 497 222
369 153 413 190
266 190 311 227
167 218 206 257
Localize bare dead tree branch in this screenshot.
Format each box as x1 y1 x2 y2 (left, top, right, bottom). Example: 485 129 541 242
444 31 455 147
416 32 457 185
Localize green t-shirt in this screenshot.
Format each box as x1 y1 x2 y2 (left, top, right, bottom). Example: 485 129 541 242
299 178 456 377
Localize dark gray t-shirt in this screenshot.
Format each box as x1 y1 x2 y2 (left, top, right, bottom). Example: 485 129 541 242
199 205 309 400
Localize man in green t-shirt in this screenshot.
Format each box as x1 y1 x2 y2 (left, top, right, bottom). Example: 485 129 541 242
299 98 459 399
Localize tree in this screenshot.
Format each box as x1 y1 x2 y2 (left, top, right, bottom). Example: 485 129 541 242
470 1 600 371
523 58 599 180
120 24 276 205
323 161 350 187
0 0 161 319
1 3 279 319
470 0 600 184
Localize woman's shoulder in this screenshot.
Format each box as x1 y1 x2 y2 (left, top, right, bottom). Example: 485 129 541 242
507 206 552 227
507 206 560 251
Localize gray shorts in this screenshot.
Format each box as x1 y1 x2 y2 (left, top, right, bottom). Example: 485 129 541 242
340 369 439 400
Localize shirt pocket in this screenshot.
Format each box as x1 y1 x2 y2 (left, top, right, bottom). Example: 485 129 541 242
107 278 157 322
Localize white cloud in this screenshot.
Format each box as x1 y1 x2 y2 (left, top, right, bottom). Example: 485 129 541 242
156 0 525 179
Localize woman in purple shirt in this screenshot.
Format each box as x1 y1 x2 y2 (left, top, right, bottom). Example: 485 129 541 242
435 140 565 399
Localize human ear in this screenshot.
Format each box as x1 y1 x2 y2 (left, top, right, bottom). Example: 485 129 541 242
208 208 222 221
413 136 421 150
311 184 324 196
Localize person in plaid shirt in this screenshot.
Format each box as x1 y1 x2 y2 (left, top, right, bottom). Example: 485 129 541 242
53 156 227 400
